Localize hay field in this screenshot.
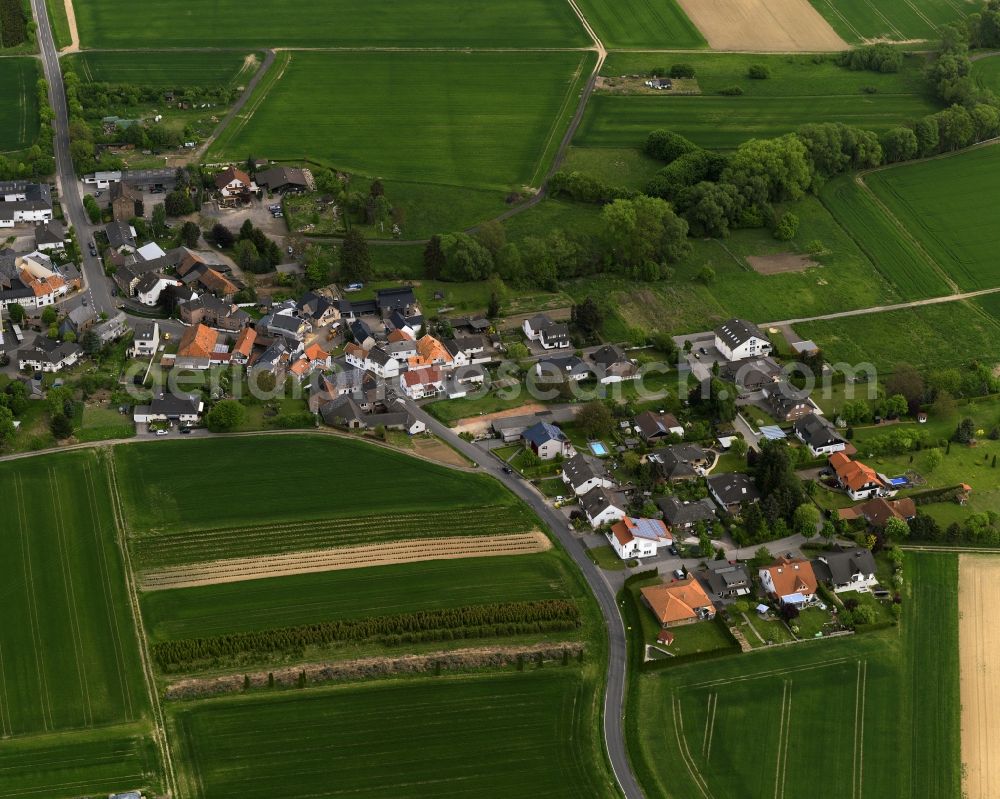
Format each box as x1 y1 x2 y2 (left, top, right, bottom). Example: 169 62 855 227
674 0 846 50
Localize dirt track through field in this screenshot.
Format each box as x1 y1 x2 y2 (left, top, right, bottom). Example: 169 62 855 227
140 531 551 590
675 0 846 51
959 555 1000 799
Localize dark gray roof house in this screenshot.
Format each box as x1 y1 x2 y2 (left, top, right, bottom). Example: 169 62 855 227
706 472 761 510
794 413 846 452
656 496 716 530
104 220 137 252
376 286 416 314
811 549 878 590
535 355 592 383
649 444 709 481
714 318 766 351
561 452 609 492
256 166 310 193
699 560 752 599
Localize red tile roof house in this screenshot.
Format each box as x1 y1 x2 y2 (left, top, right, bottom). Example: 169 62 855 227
607 516 671 560
829 452 894 501
758 556 819 608
400 366 444 399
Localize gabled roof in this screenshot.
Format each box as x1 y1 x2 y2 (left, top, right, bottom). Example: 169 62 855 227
640 578 713 624
650 443 708 480
761 556 818 599
522 421 567 447
581 486 624 518
656 496 716 526
812 549 877 585
591 344 628 367
214 166 253 189
714 318 766 348
829 452 883 492
376 286 415 311
706 472 761 507
176 323 218 359
304 342 329 362
232 326 256 358
794 413 845 448
402 365 443 387
634 410 682 440
562 452 607 489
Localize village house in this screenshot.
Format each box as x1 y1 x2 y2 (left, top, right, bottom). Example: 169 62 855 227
811 549 878 593
256 166 311 194
590 344 638 383
720 355 783 392
794 413 848 457
534 355 592 384
640 578 716 627
110 181 143 222
93 312 129 346
838 496 916 529
633 410 684 442
706 472 761 513
648 443 710 482
608 516 672 560
713 318 772 362
133 393 203 425
656 496 716 532
829 452 891 501
229 326 257 366
400 365 444 399
561 453 614 496
522 421 575 461
174 323 220 370
0 181 53 227
59 304 97 339
104 220 137 254
18 336 82 372
214 166 258 204
410 334 453 369
129 320 160 358
522 314 570 350
764 385 814 422
759 556 819 607
136 273 181 306
34 221 67 252
699 560 752 600
0 252 70 309
581 486 627 528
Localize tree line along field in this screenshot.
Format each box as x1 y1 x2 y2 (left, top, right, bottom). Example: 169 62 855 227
113 435 529 537
572 0 705 49
0 726 161 799
626 552 959 799
807 0 974 44
169 670 613 799
865 144 1000 291
72 0 588 49
63 51 262 89
209 51 595 192
140 553 579 642
0 451 148 737
0 57 40 152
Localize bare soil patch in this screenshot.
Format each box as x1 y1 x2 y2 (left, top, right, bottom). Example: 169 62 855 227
454 403 547 432
411 436 469 467
747 253 818 274
140 531 551 590
959 554 1000 799
61 0 80 53
675 0 846 51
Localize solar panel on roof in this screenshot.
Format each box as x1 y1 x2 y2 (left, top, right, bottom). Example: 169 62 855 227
760 425 787 440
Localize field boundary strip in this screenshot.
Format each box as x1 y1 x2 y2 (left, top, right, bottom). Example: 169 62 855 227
49 466 94 727
83 459 135 721
681 655 851 690
106 455 177 796
773 680 792 799
139 531 551 590
701 692 718 762
851 659 868 799
671 693 714 798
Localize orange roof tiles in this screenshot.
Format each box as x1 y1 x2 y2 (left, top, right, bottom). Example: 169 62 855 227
177 323 218 359
830 453 883 492
305 343 329 362
408 335 452 368
762 556 817 599
402 365 442 387
232 327 256 358
388 329 414 343
640 578 714 625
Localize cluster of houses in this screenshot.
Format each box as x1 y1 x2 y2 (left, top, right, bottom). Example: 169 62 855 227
211 165 312 207
639 549 881 632
0 248 78 312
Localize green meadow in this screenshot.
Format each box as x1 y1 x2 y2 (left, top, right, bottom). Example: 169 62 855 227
0 58 40 151
572 0 705 49
65 50 259 88
808 0 972 43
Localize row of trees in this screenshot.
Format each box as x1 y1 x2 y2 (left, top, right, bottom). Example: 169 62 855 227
153 600 581 671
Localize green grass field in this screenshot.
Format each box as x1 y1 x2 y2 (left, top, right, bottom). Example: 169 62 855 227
572 0 705 48
140 553 577 642
799 300 1000 371
210 51 593 190
820 174 951 299
973 53 1000 93
170 670 612 799
44 0 72 49
64 51 259 88
575 93 935 150
74 0 588 48
0 451 148 736
561 146 663 190
626 551 960 799
0 58 40 152
808 0 974 43
865 145 1000 291
0 725 161 799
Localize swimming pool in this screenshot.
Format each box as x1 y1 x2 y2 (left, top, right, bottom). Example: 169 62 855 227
589 441 609 457
888 476 909 487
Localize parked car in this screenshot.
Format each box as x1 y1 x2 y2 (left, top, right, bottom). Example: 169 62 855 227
672 569 685 580
179 426 192 434
155 429 169 436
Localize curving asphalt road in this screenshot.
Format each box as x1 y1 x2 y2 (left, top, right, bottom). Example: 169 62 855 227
405 401 644 799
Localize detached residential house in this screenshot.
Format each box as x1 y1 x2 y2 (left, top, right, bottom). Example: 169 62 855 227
764 385 813 422
561 453 614 496
259 312 310 344
104 220 137 254
794 413 847 457
640 578 716 627
256 166 310 194
133 393 203 424
812 549 878 593
720 355 783 392
93 312 129 345
656 496 716 532
129 320 160 358
829 452 890 501
714 318 771 362
400 365 444 399
634 410 684 442
110 181 143 222
174 323 218 370
135 273 181 306
410 334 453 369
759 556 818 607
700 560 752 599
18 337 82 372
214 166 257 202
608 516 671 560
838 496 916 529
522 314 570 349
590 344 638 383
706 472 761 513
34 221 67 252
534 355 592 384
581 486 627 528
522 421 575 461
649 443 709 482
